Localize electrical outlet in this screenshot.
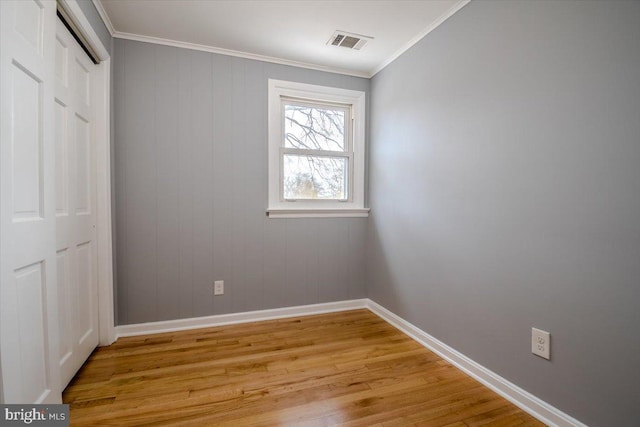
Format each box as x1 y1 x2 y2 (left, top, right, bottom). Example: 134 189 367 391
214 280 224 295
532 328 550 360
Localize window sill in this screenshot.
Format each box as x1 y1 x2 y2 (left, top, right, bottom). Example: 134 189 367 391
267 208 370 219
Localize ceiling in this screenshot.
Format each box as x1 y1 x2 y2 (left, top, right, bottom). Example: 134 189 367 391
97 0 469 78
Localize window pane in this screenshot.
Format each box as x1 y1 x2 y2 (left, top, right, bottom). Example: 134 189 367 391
283 155 347 200
284 104 346 151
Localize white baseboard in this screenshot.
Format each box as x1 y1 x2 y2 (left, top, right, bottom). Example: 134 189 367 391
115 299 368 338
114 298 586 427
365 300 587 427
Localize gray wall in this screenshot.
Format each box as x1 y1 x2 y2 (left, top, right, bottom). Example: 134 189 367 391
113 39 369 325
76 0 111 54
367 1 640 425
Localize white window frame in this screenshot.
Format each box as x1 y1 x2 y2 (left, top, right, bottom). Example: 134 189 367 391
267 79 368 218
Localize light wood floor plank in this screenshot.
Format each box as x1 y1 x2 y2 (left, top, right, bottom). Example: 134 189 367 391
63 309 544 426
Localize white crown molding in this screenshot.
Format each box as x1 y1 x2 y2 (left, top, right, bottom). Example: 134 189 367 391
89 0 469 78
92 0 115 36
112 31 372 78
116 299 368 338
370 0 471 76
366 300 587 427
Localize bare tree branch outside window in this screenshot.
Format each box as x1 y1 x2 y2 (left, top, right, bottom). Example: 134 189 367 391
283 104 349 199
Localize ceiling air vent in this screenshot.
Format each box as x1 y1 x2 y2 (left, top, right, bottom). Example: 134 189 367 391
327 31 373 50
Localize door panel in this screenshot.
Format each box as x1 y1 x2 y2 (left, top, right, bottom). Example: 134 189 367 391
56 249 72 364
14 262 48 403
1 0 61 403
54 18 99 388
75 115 91 214
11 62 44 220
54 99 69 214
14 0 44 53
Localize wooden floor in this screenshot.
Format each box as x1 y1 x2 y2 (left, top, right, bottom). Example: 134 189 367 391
63 310 544 426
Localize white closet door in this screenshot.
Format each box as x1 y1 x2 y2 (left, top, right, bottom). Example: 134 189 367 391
54 18 99 388
0 0 61 403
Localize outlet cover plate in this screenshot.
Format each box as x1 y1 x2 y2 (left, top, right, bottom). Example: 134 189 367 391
214 280 224 295
532 328 550 360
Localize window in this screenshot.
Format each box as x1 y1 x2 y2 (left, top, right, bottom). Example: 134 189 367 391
268 79 368 218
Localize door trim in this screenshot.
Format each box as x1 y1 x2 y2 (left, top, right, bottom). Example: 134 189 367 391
58 0 115 346
57 0 109 61
94 58 115 346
